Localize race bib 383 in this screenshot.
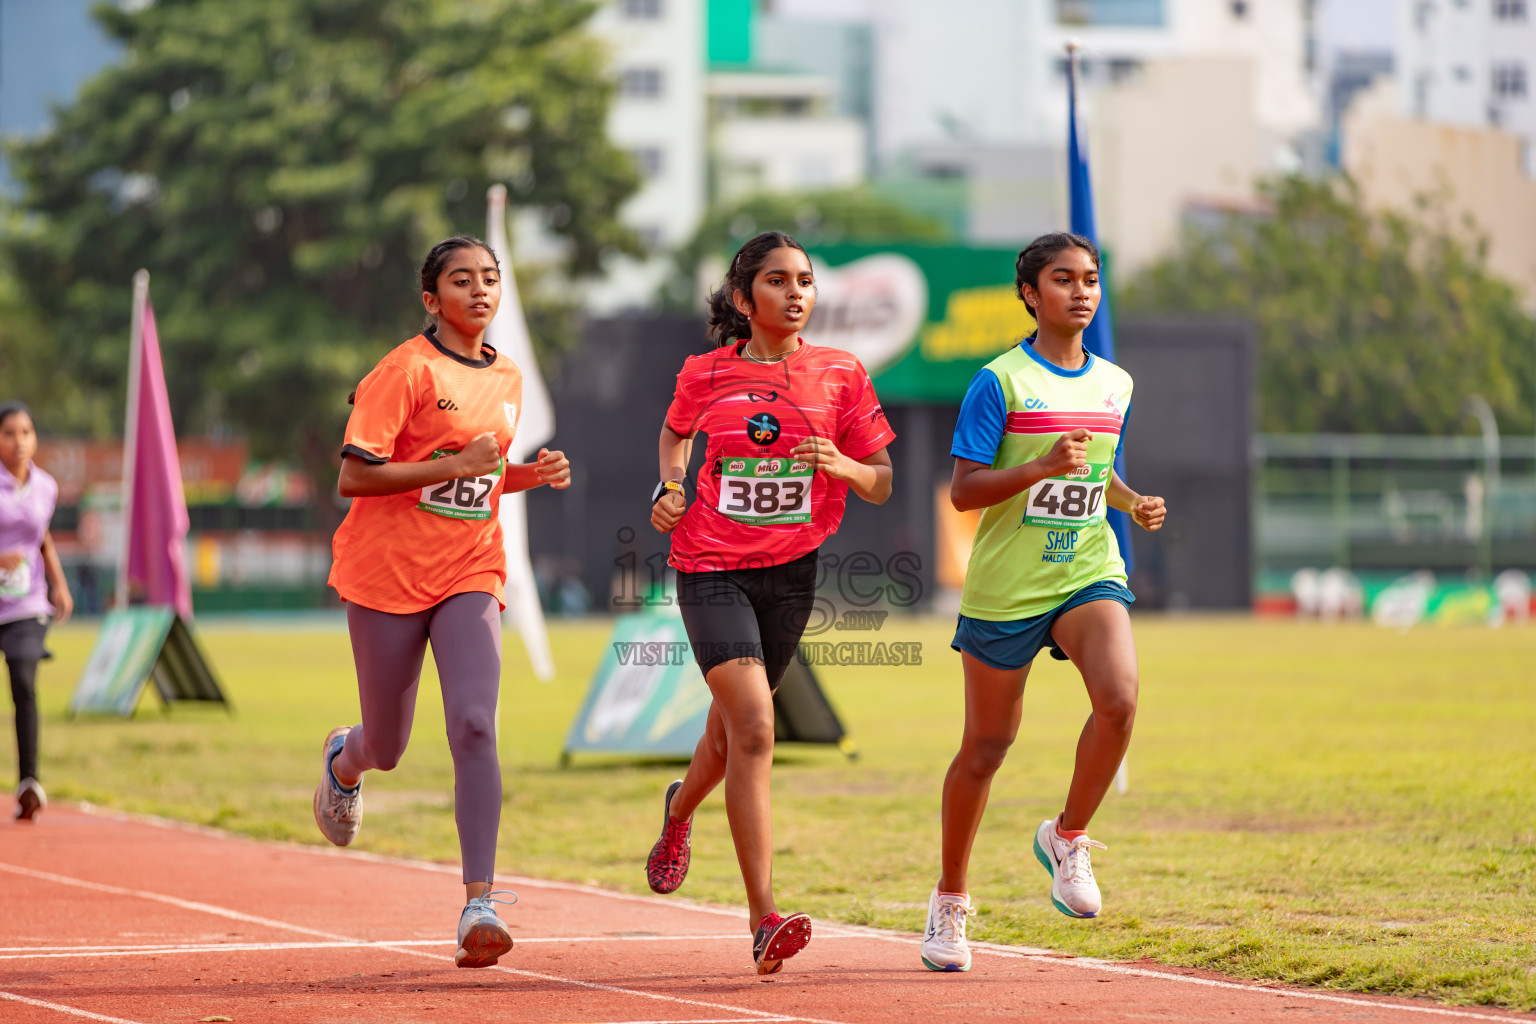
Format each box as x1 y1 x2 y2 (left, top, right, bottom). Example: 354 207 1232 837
717 456 813 525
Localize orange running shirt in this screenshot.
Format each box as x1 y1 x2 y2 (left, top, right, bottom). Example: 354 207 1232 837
665 341 896 573
328 330 523 613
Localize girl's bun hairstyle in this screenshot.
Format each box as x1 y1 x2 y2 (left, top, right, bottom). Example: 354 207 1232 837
705 230 808 346
1014 231 1100 331
0 400 32 429
419 234 499 330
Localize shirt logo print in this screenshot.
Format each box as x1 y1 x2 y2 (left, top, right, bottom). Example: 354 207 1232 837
745 412 781 446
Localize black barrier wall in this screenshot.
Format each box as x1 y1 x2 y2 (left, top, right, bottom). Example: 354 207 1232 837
526 315 1253 614
1115 317 1256 609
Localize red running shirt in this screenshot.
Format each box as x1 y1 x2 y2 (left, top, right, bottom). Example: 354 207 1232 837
664 341 896 572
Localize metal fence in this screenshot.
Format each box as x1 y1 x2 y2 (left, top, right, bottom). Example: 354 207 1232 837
1254 433 1536 586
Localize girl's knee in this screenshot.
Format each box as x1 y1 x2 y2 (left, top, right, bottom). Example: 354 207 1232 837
1092 679 1138 733
728 714 775 760
448 712 498 754
962 733 1015 778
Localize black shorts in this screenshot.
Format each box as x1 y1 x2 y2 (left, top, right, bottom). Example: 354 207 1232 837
677 549 818 687
0 617 50 662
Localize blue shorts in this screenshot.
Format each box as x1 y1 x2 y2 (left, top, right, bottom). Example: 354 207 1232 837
951 580 1135 671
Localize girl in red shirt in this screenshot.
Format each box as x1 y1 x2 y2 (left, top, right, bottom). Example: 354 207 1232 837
645 231 896 974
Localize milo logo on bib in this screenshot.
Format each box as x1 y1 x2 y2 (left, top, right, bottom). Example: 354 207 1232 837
717 456 812 525
1023 461 1110 530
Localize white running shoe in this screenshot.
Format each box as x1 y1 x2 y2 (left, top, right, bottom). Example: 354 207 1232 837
920 887 974 972
14 778 45 821
1033 818 1107 919
455 891 517 968
312 727 362 846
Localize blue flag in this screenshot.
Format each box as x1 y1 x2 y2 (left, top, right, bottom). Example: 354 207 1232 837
1066 50 1135 577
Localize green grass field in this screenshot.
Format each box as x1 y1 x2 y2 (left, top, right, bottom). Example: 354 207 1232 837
20 615 1536 1010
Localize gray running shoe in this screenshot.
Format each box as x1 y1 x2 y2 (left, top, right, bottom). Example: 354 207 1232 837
14 778 45 821
455 890 517 968
312 726 362 846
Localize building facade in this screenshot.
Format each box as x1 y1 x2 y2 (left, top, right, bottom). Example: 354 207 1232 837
1398 0 1536 173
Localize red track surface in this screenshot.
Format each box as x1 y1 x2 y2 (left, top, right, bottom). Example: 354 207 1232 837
2 802 1532 1024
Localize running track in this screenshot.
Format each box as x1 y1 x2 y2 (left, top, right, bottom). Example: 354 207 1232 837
2 802 1532 1024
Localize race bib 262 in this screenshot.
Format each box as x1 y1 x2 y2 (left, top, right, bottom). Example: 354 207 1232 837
417 449 503 520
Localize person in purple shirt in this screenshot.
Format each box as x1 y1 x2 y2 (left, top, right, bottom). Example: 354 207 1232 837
0 401 73 821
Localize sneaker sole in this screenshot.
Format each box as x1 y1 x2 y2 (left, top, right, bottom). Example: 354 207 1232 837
756 913 811 975
1032 831 1097 919
15 790 41 821
455 919 513 969
921 953 971 972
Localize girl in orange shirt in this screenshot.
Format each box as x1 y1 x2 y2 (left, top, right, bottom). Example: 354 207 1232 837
315 235 569 969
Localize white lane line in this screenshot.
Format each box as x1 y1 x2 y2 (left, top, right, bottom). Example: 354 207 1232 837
0 861 848 1024
57 807 1534 1023
830 925 1536 1024
969 948 1536 1024
0 990 150 1024
74 801 753 922
0 862 335 940
0 934 752 960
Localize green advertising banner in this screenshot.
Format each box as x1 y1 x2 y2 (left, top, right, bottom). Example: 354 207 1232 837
562 604 855 764
562 608 714 762
70 607 177 716
802 244 1035 403
70 606 229 717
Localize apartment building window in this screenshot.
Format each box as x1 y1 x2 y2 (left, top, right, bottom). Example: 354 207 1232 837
1492 62 1528 100
629 146 665 179
1494 0 1527 20
620 67 664 99
622 0 663 17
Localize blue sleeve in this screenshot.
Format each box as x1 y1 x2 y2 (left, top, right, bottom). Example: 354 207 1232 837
1113 402 1130 464
950 369 1008 465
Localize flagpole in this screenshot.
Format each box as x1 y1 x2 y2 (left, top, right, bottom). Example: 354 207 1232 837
1066 40 1131 794
115 269 150 610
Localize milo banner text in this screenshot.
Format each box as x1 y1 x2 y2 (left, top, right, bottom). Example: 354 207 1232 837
801 245 1035 403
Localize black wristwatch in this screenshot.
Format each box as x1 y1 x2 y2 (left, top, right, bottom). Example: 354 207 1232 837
651 480 684 504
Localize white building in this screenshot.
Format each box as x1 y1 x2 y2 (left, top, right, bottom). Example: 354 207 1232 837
582 0 707 313
709 70 867 203
772 0 1319 162
1398 0 1536 173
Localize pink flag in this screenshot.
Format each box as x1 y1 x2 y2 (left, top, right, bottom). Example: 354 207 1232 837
120 272 193 620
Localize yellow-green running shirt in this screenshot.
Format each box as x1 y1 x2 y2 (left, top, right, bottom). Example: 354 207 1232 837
950 341 1134 620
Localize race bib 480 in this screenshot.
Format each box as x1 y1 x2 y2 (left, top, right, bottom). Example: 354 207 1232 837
417 449 504 520
717 456 813 525
1023 461 1111 530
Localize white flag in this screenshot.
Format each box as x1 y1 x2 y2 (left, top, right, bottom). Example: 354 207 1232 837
487 184 556 681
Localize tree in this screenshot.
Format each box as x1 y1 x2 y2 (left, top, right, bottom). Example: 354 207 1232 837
658 187 951 308
5 0 638 500
1121 175 1536 435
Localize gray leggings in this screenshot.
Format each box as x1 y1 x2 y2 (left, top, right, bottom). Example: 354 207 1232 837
334 591 502 883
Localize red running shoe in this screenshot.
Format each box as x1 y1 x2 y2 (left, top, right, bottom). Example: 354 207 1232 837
753 912 812 975
646 779 691 894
